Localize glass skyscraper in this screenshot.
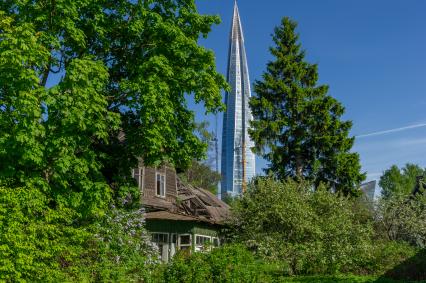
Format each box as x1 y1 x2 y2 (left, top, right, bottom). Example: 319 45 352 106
221 1 255 197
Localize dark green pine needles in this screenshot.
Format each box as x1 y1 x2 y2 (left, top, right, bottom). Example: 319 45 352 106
249 17 365 196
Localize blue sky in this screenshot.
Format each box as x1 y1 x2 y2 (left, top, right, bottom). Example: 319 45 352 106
191 0 426 184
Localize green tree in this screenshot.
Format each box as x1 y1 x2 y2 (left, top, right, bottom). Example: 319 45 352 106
0 0 227 189
375 192 426 246
178 121 221 194
379 164 425 199
179 159 221 194
249 17 365 196
228 177 374 275
0 1 226 279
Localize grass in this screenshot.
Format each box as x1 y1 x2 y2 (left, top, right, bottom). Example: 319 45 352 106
273 275 426 283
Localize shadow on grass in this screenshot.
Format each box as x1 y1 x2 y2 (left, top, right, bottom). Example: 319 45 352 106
278 275 408 283
376 248 426 282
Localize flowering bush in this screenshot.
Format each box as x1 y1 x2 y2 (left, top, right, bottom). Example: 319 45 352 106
65 206 159 281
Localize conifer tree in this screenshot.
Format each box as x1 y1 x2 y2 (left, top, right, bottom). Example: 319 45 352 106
249 17 365 196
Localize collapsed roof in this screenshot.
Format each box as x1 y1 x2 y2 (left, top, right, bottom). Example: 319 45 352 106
144 177 230 225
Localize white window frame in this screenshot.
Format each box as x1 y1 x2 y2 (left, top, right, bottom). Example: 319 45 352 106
151 232 169 244
178 234 192 251
151 233 169 262
156 172 166 197
195 235 212 252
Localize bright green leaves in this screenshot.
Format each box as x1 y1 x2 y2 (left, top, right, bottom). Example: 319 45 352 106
230 178 374 274
43 58 119 217
250 17 365 196
0 186 86 281
379 164 426 199
0 1 226 279
1 0 226 208
0 13 48 182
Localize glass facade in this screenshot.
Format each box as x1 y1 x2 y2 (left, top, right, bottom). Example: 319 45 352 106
221 2 255 197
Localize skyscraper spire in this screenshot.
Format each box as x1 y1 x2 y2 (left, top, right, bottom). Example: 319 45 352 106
221 1 255 197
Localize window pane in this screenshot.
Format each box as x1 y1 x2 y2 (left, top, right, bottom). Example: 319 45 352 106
152 233 168 243
180 235 191 245
196 235 211 245
156 173 166 197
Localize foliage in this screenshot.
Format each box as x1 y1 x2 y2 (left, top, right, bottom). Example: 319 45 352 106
228 177 374 275
157 242 418 282
375 192 426 246
163 244 260 283
0 186 87 281
178 121 221 194
0 186 158 282
64 207 158 282
178 159 221 194
274 275 419 283
249 17 365 196
381 248 426 281
368 241 418 275
1 0 227 172
379 164 425 199
0 1 225 280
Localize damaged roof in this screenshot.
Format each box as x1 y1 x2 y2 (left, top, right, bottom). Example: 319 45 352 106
143 176 230 225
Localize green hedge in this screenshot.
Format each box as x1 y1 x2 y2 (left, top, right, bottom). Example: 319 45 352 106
155 243 423 283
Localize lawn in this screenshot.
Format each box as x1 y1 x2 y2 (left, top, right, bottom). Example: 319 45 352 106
274 275 426 283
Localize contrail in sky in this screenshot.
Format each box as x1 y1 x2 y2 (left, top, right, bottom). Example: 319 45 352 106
356 123 426 138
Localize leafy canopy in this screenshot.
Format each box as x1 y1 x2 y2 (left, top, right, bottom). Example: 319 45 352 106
0 0 226 280
249 17 365 196
229 177 374 275
379 164 426 199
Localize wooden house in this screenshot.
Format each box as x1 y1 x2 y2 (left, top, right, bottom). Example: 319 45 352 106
132 161 229 262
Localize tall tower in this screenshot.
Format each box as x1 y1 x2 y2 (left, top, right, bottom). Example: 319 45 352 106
221 1 255 197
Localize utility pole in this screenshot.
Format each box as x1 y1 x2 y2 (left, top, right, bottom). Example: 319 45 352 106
214 113 221 197
214 114 219 174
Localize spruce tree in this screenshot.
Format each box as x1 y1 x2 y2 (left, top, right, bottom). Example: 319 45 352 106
249 17 365 196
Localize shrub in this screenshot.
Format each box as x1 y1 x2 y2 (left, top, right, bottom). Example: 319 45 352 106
382 248 426 281
364 241 418 275
163 244 260 283
0 186 85 281
0 186 158 282
375 193 426 247
228 177 374 275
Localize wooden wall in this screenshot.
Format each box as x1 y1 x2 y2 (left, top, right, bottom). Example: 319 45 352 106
139 164 177 206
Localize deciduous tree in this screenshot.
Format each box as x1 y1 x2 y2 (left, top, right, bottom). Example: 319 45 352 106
379 164 425 199
0 1 226 279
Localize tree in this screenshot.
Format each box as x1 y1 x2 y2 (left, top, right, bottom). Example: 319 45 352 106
0 0 227 191
228 177 374 275
249 17 365 196
178 121 221 194
0 1 226 279
375 192 426 247
179 159 221 194
379 164 425 199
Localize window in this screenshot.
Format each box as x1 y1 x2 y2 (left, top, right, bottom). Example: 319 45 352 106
156 172 166 197
151 233 169 262
151 233 168 244
178 234 192 251
195 235 211 252
132 168 142 189
195 235 211 246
